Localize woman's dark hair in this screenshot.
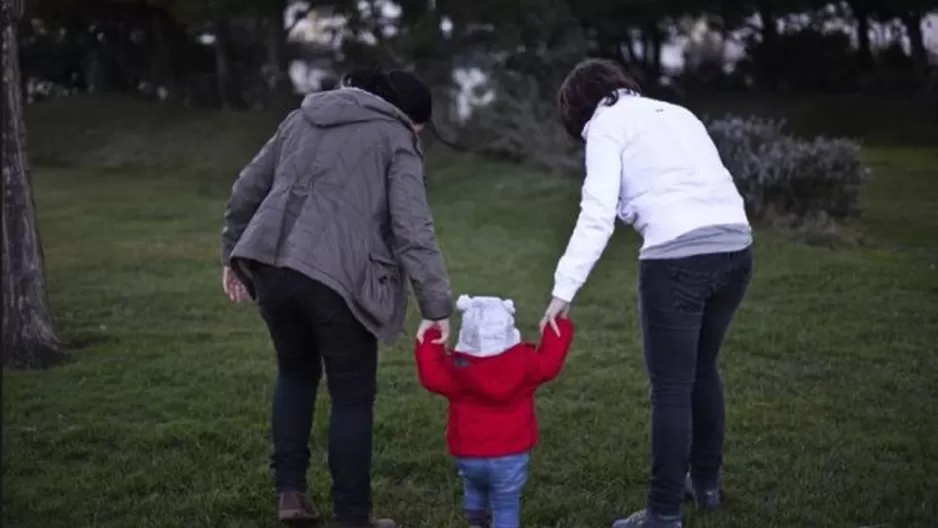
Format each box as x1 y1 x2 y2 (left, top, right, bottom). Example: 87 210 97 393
557 58 642 141
343 68 432 125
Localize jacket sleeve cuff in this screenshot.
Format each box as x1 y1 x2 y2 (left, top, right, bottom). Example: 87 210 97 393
220 246 233 266
419 296 454 321
551 280 580 304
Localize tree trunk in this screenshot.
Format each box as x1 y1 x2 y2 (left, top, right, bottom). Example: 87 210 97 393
212 12 233 109
1 0 66 369
852 1 873 69
626 32 641 67
757 1 778 51
618 38 634 64
641 28 653 71
644 22 663 82
756 1 779 89
901 11 927 73
149 14 176 101
265 0 292 104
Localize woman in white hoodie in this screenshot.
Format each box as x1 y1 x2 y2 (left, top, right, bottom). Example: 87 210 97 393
539 59 754 528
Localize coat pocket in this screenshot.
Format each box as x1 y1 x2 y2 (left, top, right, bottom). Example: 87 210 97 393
354 251 402 326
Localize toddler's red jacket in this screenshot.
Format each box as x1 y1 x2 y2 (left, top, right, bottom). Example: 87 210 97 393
415 319 574 458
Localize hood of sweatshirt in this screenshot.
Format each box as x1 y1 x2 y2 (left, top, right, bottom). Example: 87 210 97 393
300 87 413 129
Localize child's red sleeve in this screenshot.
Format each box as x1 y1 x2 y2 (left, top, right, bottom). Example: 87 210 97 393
531 318 575 385
414 329 460 397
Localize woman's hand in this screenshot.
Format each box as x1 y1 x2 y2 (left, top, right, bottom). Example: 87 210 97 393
540 297 571 335
222 266 250 303
417 318 450 345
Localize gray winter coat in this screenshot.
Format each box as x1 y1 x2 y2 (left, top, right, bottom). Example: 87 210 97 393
221 88 453 342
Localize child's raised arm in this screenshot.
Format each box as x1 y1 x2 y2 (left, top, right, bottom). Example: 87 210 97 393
530 318 575 384
414 328 460 397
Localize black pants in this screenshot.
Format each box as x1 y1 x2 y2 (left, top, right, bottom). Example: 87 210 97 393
253 264 378 524
638 248 753 517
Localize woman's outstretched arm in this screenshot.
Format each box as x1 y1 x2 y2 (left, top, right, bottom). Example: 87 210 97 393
551 111 625 304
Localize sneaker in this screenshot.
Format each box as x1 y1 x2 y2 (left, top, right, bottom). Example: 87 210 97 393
684 473 722 510
278 491 323 525
611 509 682 528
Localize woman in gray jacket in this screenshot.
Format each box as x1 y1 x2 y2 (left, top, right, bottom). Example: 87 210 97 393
220 69 453 528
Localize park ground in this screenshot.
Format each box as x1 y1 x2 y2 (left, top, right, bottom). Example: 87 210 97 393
2 97 937 527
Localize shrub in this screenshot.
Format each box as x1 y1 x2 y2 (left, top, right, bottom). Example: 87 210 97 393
459 74 582 178
462 86 871 226
707 115 871 220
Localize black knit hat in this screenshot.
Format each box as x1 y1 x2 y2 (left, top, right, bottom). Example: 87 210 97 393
343 67 465 151
343 68 432 125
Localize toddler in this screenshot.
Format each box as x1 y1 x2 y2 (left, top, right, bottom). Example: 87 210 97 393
415 295 574 528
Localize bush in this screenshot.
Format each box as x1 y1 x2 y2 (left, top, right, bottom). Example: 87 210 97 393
462 83 871 227
707 115 871 221
459 74 583 178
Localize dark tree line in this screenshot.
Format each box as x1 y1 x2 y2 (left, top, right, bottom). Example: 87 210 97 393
18 0 938 108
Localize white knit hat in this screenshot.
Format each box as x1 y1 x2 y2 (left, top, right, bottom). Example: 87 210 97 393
454 294 522 358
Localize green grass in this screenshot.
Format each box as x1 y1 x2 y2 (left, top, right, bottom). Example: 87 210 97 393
4 102 938 527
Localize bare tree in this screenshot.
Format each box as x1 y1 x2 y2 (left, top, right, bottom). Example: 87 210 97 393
2 0 66 368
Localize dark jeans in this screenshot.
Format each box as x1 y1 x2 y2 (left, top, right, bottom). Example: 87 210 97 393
252 264 379 524
638 247 753 517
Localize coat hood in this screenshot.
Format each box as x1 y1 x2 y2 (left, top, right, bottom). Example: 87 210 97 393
301 87 414 129
454 295 522 358
450 343 534 403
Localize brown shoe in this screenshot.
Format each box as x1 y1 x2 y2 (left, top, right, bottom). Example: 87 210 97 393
277 491 322 525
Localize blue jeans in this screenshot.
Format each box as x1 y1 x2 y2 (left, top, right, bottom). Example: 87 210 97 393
638 247 753 517
456 453 530 528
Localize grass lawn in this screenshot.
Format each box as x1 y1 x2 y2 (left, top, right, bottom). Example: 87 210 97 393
3 109 938 527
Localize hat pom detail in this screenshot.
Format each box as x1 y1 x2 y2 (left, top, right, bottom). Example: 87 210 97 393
456 294 473 312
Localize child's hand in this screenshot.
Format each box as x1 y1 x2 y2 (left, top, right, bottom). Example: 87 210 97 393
416 318 450 345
